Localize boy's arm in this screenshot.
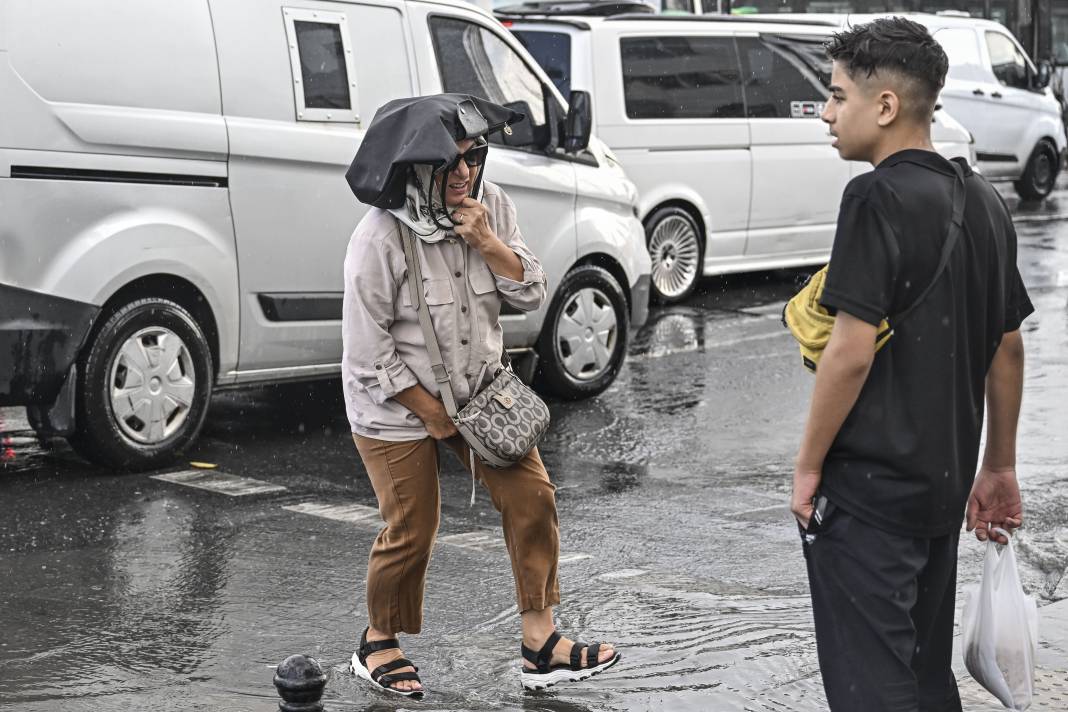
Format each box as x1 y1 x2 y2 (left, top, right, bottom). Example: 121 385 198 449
791 312 878 528
966 330 1025 544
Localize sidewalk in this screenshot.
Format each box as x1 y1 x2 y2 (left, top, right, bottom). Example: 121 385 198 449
954 597 1068 710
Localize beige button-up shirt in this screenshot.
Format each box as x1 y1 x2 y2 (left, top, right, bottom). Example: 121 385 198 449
342 181 546 440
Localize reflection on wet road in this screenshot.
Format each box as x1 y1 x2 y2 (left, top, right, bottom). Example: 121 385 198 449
3 181 1068 711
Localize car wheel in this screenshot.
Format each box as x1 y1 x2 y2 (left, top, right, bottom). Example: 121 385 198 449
68 298 213 470
1014 139 1060 201
535 265 628 400
646 205 703 304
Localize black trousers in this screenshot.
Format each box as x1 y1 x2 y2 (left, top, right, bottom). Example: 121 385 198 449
802 501 963 712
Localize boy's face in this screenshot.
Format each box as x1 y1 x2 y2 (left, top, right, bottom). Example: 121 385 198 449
821 60 886 163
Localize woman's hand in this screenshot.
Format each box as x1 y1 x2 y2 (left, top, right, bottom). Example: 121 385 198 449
452 198 497 252
422 399 459 440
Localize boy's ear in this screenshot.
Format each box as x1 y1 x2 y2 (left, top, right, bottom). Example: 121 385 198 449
876 89 900 127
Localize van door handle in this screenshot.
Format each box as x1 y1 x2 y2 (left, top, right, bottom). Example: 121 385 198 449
972 88 985 96
991 91 1003 99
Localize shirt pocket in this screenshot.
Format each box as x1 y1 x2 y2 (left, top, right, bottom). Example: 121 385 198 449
402 277 455 308
469 262 497 296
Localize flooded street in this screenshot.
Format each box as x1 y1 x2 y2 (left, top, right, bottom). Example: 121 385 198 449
3 181 1068 711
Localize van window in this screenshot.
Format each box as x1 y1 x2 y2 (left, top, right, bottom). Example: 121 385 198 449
933 28 987 83
295 22 351 109
736 37 827 118
430 16 550 146
620 36 744 119
512 30 572 98
985 31 1029 89
283 8 359 122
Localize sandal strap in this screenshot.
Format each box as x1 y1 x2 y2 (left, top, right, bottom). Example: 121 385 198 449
372 657 417 680
377 671 421 688
586 643 603 669
360 637 400 657
520 630 562 673
569 641 587 671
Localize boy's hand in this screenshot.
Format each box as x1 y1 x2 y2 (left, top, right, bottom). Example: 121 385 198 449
791 466 823 530
966 466 1023 544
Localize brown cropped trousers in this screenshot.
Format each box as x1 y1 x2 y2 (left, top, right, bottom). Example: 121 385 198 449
354 434 561 634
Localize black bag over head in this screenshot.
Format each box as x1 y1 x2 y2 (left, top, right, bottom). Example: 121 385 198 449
345 94 525 209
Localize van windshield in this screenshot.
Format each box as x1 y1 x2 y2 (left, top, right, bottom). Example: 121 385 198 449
512 30 573 97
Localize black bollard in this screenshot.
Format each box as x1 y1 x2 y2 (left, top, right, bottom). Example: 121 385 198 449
273 654 328 712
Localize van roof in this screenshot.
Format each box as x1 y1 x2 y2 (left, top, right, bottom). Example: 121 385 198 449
741 12 1013 33
498 12 842 32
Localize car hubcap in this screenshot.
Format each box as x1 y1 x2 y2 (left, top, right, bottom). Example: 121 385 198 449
649 215 700 299
556 287 618 381
1034 151 1053 190
109 327 196 445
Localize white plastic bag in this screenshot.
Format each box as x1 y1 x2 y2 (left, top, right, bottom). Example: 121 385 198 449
961 529 1038 711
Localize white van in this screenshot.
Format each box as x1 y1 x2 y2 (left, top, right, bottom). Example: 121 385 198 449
500 12 975 302
0 0 651 469
768 12 1067 201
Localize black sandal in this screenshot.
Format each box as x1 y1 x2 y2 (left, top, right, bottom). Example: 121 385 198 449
520 630 621 690
350 627 424 699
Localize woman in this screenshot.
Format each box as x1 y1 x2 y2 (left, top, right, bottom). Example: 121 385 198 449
341 94 619 698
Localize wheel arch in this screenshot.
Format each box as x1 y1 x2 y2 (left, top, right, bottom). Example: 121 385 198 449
573 253 633 315
643 198 707 244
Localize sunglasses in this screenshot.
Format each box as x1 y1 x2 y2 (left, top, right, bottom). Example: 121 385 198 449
439 144 489 175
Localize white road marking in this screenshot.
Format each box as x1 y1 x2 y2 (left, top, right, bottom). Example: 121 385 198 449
151 469 286 496
283 502 381 525
1013 213 1068 224
437 531 507 551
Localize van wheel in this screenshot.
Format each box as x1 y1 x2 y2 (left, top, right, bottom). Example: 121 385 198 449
68 298 213 470
536 265 628 400
1014 140 1060 201
646 206 703 304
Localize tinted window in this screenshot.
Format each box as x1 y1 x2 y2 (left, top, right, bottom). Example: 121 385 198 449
621 36 744 119
430 16 548 145
737 36 827 118
294 21 351 110
986 31 1029 89
512 30 572 98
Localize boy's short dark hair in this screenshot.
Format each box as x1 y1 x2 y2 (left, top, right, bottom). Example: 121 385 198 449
826 17 949 120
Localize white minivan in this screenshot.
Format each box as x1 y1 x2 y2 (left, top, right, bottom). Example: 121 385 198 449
768 12 1067 201
0 0 651 469
500 11 975 302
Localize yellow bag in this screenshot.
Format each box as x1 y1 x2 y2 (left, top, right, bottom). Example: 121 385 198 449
782 266 891 373
784 160 967 373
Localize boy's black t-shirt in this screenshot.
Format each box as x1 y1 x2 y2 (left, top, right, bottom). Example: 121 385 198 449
819 149 1034 538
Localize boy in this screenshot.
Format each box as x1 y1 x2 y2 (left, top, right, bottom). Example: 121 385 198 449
791 17 1033 711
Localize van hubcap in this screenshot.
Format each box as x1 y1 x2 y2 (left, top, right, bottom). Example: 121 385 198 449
109 327 196 445
556 287 618 381
649 216 700 299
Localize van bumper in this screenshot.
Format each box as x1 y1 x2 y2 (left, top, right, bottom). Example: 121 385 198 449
0 284 98 407
630 274 650 329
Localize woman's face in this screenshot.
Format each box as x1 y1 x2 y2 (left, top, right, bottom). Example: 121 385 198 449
437 138 480 208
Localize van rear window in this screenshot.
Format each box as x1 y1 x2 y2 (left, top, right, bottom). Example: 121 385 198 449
512 30 572 98
620 36 744 120
294 21 351 110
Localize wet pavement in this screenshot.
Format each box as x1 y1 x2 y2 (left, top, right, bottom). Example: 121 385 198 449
3 179 1068 711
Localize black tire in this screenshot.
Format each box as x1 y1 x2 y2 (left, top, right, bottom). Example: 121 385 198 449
645 205 704 304
535 265 629 400
68 298 213 470
1014 139 1060 201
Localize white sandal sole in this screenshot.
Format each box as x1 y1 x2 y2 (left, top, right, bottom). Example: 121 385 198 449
350 651 424 699
520 652 621 691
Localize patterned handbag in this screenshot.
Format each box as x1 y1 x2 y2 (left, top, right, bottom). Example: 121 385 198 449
400 227 550 470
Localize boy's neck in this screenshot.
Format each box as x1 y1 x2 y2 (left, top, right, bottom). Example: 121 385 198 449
870 127 936 167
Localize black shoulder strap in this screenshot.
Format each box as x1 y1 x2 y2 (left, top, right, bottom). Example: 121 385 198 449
892 159 967 327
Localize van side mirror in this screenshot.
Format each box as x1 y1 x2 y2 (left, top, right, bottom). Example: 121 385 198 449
1035 60 1053 90
500 101 537 148
563 90 592 154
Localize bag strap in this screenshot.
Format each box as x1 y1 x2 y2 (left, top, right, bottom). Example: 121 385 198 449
399 225 462 419
892 159 967 327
